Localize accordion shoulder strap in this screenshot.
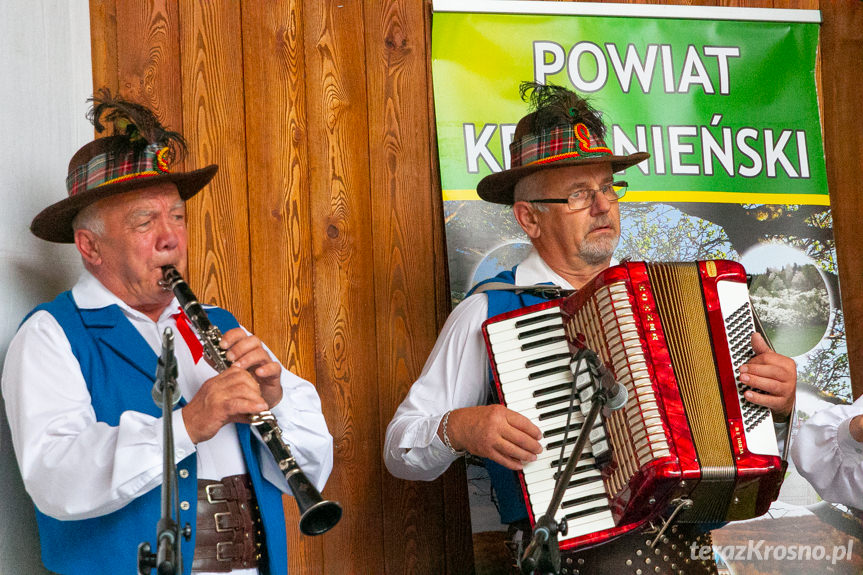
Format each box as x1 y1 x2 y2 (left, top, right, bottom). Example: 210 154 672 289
471 282 573 299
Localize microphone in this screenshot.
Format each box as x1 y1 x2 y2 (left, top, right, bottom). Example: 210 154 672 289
152 328 180 407
579 347 628 413
598 364 628 412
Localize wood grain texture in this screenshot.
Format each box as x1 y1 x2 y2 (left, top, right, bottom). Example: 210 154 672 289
88 0 118 98
820 1 863 400
422 0 476 566
240 2 324 573
114 0 182 138
304 1 384 572
363 0 456 572
178 1 252 327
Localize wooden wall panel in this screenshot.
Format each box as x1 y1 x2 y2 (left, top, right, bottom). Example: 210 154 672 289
240 4 324 574
178 1 252 324
303 1 384 573
114 1 182 134
820 1 863 400
363 0 450 573
89 0 118 96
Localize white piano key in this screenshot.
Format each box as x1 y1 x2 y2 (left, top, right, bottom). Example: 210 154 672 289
493 341 571 374
499 369 574 398
558 511 617 540
496 356 572 385
489 327 567 354
503 378 576 405
524 465 603 495
529 482 608 512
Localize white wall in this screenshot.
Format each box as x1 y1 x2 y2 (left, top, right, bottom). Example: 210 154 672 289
0 1 92 572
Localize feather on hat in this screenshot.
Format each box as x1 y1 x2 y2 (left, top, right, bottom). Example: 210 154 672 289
476 82 649 205
30 89 218 243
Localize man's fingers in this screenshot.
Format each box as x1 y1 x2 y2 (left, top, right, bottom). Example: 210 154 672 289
500 425 543 456
218 327 247 347
743 389 786 412
506 410 543 440
750 332 770 355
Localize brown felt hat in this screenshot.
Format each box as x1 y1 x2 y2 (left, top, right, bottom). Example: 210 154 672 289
30 92 218 243
477 85 649 205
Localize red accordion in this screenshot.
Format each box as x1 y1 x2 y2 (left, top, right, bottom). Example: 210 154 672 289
481 260 784 552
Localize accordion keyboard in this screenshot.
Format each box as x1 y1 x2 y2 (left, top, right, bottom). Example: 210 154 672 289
717 281 778 456
485 306 616 541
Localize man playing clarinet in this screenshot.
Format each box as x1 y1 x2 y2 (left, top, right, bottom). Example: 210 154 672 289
384 82 796 574
1 91 333 575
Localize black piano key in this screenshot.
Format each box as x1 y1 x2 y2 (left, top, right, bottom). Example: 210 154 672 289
521 335 567 352
564 474 603 490
529 365 572 381
539 406 577 421
533 382 574 398
550 453 595 471
514 312 563 329
536 393 578 410
518 324 565 340
546 424 606 450
543 422 584 438
562 497 610 519
525 353 571 369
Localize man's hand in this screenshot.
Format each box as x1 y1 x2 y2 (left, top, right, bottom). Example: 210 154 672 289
739 332 797 420
440 404 543 471
219 327 283 408
182 367 270 444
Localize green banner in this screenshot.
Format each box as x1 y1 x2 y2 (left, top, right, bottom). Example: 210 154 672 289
433 10 826 205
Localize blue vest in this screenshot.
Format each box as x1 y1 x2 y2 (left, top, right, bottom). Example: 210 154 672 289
25 291 288 575
469 268 561 525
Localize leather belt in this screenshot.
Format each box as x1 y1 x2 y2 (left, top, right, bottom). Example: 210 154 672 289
192 474 265 573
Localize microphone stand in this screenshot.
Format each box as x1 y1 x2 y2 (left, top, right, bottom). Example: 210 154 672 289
519 349 627 575
138 328 191 575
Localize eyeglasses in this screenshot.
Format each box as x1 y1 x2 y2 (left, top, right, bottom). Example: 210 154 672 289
527 181 627 212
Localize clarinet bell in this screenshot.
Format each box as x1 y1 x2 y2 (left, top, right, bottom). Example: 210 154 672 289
290 474 343 535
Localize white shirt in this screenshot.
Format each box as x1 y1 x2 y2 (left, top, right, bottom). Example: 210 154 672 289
2 270 333 574
383 248 789 482
383 248 573 480
791 395 863 507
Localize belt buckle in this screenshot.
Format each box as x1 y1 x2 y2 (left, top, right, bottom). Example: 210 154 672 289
216 541 234 563
205 483 226 504
214 511 232 533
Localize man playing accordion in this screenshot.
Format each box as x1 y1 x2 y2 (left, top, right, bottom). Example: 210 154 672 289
384 82 796 574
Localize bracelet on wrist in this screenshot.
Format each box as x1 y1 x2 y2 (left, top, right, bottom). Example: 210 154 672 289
442 410 467 457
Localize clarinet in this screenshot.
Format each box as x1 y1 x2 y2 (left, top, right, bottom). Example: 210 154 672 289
159 265 342 536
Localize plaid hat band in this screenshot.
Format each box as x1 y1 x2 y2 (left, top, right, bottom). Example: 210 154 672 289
65 143 171 198
510 123 612 168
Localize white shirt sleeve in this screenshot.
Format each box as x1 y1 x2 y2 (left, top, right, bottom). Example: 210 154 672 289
791 395 863 507
383 294 491 481
258 367 334 494
1 311 196 520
